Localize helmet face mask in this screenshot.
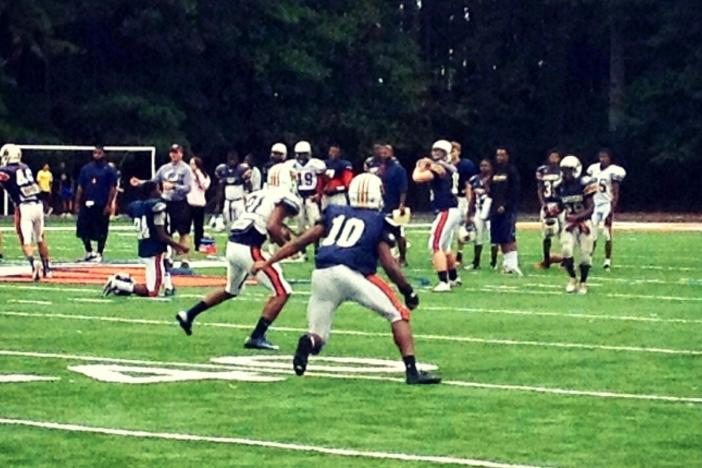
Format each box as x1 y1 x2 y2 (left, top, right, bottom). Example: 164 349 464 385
270 143 287 162
431 140 452 162
348 173 384 211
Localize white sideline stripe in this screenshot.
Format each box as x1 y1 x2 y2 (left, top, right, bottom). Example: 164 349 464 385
455 287 702 303
1 349 701 405
70 298 113 304
0 418 539 468
0 374 59 383
3 311 701 356
7 299 53 305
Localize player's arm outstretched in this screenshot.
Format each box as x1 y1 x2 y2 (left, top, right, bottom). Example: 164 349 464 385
253 224 325 272
377 242 419 309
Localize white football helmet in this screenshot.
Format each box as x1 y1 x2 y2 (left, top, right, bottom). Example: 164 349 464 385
270 142 288 162
294 140 311 154
348 173 384 210
458 223 477 244
560 155 582 178
431 140 452 161
1 143 22 166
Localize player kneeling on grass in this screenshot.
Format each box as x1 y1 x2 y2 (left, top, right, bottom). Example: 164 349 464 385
556 155 597 295
176 186 301 350
252 173 441 385
103 181 188 297
0 144 52 280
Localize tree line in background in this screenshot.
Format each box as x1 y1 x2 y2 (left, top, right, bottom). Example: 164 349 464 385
1 0 700 210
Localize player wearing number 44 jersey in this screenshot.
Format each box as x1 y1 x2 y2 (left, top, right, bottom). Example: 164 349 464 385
253 174 440 385
0 144 52 280
103 182 187 297
176 186 301 350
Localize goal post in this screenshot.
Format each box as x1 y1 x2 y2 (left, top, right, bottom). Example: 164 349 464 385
3 144 156 216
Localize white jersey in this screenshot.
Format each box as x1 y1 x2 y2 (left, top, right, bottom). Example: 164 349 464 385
586 163 626 206
292 158 326 196
266 160 296 193
229 187 301 241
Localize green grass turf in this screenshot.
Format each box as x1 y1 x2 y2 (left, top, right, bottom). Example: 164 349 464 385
1 218 701 467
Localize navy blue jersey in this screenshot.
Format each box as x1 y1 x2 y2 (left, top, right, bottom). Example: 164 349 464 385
380 158 408 213
535 165 562 204
556 177 598 216
128 198 169 258
0 163 41 205
315 205 400 275
490 164 521 214
430 162 458 211
216 163 249 199
77 161 118 207
468 174 491 213
364 156 383 175
454 159 477 197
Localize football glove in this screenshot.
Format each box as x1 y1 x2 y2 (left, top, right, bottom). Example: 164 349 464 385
399 285 419 310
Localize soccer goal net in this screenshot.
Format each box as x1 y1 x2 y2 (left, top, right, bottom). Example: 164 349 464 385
2 145 156 216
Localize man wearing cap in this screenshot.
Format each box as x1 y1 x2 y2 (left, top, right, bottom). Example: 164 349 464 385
131 144 193 267
75 146 119 262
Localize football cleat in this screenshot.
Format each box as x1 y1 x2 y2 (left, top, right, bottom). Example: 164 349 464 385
432 282 451 293
503 266 524 277
566 278 578 293
244 336 279 351
293 334 314 376
102 275 116 296
450 278 462 287
603 259 611 271
176 311 192 336
578 282 588 295
164 287 176 297
406 370 442 385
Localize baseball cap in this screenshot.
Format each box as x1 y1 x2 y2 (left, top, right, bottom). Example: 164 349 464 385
169 144 183 152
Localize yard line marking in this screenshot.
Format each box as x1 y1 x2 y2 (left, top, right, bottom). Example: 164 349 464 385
70 298 113 304
456 287 702 302
1 350 701 405
7 299 53 305
3 311 701 356
0 418 541 467
0 374 59 383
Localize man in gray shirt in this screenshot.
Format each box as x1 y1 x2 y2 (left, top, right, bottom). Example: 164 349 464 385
131 144 193 268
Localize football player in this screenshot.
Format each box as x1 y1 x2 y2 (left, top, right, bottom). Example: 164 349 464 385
322 143 353 208
292 141 326 238
0 144 52 280
215 151 251 229
535 150 563 269
363 143 385 175
412 140 461 292
266 143 296 193
586 148 626 270
557 155 597 294
103 181 188 297
176 185 301 350
252 173 441 385
449 141 476 265
466 158 497 270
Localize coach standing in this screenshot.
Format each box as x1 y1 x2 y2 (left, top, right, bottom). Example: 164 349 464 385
379 145 409 266
489 147 522 275
75 146 118 262
131 144 193 268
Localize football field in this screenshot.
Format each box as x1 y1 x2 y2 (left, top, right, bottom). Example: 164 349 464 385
1 220 701 467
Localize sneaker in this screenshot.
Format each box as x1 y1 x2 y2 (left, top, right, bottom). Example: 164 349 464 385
244 336 279 351
176 311 192 336
566 278 578 294
293 334 314 376
180 261 190 269
432 282 451 293
87 253 102 263
450 278 462 287
83 252 97 262
578 282 588 295
406 370 442 385
466 263 480 271
103 275 116 296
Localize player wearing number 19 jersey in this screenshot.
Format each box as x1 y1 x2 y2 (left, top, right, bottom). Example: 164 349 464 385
176 186 301 351
0 144 52 280
292 141 326 234
252 173 441 385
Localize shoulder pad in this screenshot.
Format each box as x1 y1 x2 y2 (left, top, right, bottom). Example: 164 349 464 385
586 163 597 175
152 201 167 213
215 164 227 178
612 165 627 181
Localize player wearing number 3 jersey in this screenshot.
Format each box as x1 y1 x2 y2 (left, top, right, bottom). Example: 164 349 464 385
0 144 52 281
252 174 441 385
176 186 301 351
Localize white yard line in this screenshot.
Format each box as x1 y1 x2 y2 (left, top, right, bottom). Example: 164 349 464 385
2 311 700 356
0 417 540 467
454 287 702 302
1 349 700 405
7 299 53 305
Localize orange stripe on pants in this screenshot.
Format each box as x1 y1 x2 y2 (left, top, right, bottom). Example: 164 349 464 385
366 274 410 321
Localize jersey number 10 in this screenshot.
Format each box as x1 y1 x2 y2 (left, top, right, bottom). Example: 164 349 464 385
321 215 365 248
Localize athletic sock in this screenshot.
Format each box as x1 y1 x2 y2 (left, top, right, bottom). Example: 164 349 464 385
490 245 498 267
563 257 576 278
580 264 591 283
163 272 174 290
251 317 272 340
437 271 448 283
473 244 483 267
605 240 612 260
448 269 458 281
543 238 552 266
403 355 418 376
185 301 209 322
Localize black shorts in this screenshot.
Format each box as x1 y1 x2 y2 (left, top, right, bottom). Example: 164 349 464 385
77 205 110 241
167 199 191 236
490 211 517 245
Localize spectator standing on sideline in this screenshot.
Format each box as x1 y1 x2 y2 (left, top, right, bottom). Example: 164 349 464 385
36 163 53 215
379 145 409 266
489 147 522 275
244 153 262 192
187 156 211 251
75 146 118 262
130 144 194 268
322 143 353 209
58 162 74 217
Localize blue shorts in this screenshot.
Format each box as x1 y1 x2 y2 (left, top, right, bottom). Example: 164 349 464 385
490 211 517 245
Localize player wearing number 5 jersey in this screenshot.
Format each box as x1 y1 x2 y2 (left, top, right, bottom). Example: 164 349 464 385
0 144 52 280
176 186 301 351
252 174 441 385
103 182 188 297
